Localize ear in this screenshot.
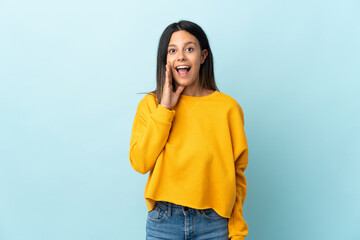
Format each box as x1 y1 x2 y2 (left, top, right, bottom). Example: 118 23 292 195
201 49 208 64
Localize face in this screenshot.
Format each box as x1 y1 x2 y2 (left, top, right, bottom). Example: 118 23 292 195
167 30 208 88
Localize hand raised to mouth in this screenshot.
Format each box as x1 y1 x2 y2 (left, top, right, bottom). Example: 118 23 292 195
160 62 185 110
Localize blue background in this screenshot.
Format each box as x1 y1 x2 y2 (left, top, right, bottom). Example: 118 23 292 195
1 0 359 239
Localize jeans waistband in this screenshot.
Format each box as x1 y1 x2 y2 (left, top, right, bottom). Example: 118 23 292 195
155 201 203 217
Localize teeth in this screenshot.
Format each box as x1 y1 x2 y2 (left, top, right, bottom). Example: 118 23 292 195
176 66 190 69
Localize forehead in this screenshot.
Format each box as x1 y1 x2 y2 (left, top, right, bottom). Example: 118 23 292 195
168 30 199 46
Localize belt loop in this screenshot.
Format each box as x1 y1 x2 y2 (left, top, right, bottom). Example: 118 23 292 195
167 202 172 217
195 209 202 216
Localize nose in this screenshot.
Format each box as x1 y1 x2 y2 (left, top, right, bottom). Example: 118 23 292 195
177 50 186 61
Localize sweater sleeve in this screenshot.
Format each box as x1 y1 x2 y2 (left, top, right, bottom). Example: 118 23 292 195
129 95 175 174
228 103 249 240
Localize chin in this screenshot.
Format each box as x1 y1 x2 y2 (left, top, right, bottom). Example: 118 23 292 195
174 78 195 87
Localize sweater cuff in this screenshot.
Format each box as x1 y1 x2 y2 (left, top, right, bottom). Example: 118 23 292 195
151 104 176 123
230 237 245 240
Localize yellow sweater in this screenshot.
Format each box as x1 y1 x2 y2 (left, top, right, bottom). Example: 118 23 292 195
129 90 249 240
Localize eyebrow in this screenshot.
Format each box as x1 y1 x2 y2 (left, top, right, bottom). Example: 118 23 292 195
168 41 197 47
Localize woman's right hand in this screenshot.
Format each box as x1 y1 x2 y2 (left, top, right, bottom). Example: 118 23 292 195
160 62 185 110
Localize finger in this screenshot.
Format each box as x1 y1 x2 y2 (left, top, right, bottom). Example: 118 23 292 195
166 62 172 84
164 63 170 86
164 64 173 91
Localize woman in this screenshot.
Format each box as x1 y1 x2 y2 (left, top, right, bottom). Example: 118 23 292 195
129 20 249 240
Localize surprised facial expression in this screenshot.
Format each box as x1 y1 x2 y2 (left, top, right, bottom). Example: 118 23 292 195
167 30 208 88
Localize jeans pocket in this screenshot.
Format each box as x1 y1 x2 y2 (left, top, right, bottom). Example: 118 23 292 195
147 206 168 223
202 208 224 220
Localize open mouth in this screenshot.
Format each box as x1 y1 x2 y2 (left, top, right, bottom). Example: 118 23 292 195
176 65 191 76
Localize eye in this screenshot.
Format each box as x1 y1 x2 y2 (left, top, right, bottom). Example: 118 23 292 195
168 49 176 53
186 47 194 52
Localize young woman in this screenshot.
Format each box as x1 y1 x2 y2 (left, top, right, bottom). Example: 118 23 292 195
129 20 249 240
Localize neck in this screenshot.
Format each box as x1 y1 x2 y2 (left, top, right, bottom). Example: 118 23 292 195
182 87 203 97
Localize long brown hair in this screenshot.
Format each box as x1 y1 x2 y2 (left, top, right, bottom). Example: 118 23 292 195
145 20 219 104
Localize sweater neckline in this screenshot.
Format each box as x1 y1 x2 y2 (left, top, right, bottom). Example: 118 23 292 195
179 90 219 101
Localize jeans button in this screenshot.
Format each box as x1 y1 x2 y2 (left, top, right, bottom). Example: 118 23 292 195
184 206 188 211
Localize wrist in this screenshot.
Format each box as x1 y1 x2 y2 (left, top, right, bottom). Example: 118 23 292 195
160 103 172 110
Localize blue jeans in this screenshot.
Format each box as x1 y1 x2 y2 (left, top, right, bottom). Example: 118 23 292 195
146 201 229 240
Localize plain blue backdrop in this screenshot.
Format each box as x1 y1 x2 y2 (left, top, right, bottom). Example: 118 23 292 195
0 0 359 239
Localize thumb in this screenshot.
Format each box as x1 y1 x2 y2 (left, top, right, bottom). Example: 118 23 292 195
174 85 185 97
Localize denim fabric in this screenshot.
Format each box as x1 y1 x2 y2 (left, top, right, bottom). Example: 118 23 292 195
146 201 229 240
